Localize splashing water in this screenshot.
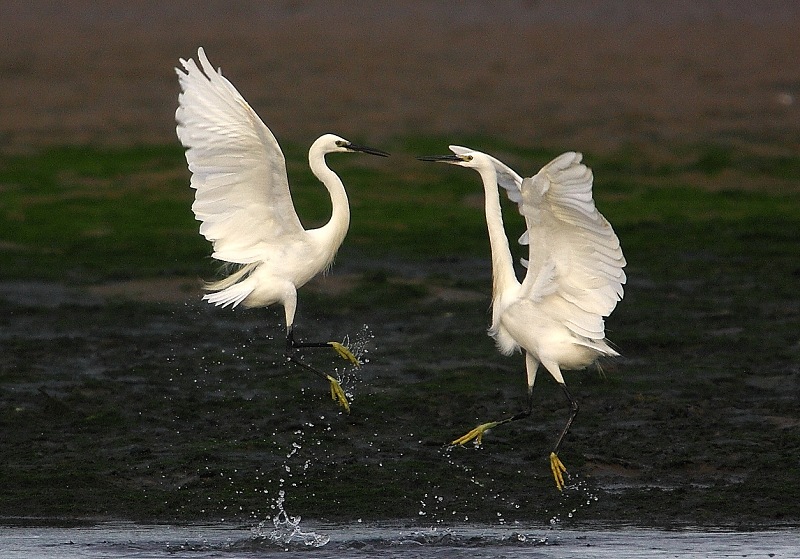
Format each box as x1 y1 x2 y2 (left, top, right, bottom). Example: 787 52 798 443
343 324 374 364
251 490 329 549
333 324 374 403
547 473 600 528
435 444 602 527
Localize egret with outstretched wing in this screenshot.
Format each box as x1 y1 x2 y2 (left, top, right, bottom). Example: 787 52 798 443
176 47 388 412
419 147 625 489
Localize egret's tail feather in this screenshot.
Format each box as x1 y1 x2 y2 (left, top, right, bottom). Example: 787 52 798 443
573 337 619 358
203 262 258 292
202 271 255 308
202 284 253 308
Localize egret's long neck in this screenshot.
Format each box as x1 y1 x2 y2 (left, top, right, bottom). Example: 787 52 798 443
308 147 350 251
478 165 518 299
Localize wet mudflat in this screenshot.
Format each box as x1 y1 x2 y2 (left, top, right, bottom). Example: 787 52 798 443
0 243 798 528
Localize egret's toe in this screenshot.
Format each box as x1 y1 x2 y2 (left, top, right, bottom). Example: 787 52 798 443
451 421 500 446
549 452 567 491
326 374 351 414
329 341 360 367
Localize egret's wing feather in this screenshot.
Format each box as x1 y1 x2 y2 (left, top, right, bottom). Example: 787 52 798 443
176 47 304 264
519 152 626 339
450 145 523 204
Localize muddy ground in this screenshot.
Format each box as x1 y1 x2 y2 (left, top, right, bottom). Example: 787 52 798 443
1 252 798 528
1 1 799 528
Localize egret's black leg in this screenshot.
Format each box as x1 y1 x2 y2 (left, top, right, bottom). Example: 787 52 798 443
284 327 351 413
450 391 533 446
552 383 579 456
286 327 360 366
549 383 579 491
287 327 329 350
448 382 574 491
509 392 534 422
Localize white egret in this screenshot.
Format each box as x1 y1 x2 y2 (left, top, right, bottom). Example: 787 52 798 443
175 47 388 413
419 147 625 490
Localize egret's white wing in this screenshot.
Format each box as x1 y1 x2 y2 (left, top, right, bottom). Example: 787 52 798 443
519 152 626 339
176 47 304 264
450 145 523 204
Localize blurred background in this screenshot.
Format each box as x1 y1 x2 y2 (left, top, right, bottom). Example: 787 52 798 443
2 0 799 160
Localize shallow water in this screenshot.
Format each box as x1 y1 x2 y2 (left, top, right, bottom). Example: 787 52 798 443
1 522 797 558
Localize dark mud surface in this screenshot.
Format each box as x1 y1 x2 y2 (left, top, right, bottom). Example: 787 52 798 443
2 251 799 527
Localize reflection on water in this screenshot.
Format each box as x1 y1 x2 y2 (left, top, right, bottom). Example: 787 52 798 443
1 523 798 558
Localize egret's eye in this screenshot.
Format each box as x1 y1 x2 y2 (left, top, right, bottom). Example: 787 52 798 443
335 140 347 147
464 155 474 161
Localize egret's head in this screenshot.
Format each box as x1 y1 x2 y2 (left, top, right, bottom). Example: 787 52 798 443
317 133 389 157
417 145 486 169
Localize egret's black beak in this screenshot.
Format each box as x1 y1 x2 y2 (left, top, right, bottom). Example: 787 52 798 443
347 143 390 157
417 154 463 163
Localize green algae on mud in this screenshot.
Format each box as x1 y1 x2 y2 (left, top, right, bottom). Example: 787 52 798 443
1 141 799 279
0 142 799 526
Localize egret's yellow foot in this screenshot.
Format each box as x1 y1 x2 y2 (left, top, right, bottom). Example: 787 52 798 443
550 452 567 491
451 421 500 446
326 374 351 414
329 341 360 367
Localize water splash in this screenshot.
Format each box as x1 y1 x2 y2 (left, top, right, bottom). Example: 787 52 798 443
250 490 329 549
343 324 374 365
547 473 600 528
247 423 334 549
333 324 373 404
